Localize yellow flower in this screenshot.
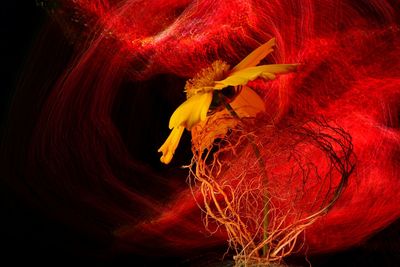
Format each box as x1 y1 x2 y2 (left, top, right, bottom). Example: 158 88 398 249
158 38 298 164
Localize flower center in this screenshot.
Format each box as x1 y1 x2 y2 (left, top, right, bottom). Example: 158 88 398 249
184 60 230 97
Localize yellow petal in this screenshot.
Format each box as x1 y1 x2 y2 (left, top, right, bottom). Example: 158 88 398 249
214 64 298 89
232 38 276 71
260 72 276 80
230 86 266 117
169 92 213 130
158 126 185 164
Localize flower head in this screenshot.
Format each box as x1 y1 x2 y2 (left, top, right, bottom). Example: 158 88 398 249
158 38 298 164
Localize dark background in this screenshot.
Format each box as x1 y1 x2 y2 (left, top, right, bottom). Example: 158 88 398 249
1 2 399 266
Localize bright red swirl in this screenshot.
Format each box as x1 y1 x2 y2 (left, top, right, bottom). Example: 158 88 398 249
9 0 400 259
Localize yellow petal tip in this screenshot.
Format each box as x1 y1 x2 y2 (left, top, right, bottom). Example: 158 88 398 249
158 126 185 164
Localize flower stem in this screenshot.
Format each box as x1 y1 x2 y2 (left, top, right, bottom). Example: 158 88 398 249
222 96 269 257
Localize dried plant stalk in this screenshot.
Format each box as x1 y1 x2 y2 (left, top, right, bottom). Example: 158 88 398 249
188 117 355 266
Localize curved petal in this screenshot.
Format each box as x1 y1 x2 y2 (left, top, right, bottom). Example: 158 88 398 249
231 38 276 72
158 126 185 164
214 64 298 89
169 92 213 130
230 86 266 117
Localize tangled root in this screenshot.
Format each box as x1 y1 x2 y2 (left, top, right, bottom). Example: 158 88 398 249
188 117 355 266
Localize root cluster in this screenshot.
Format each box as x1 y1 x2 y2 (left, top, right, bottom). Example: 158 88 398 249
188 117 355 266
